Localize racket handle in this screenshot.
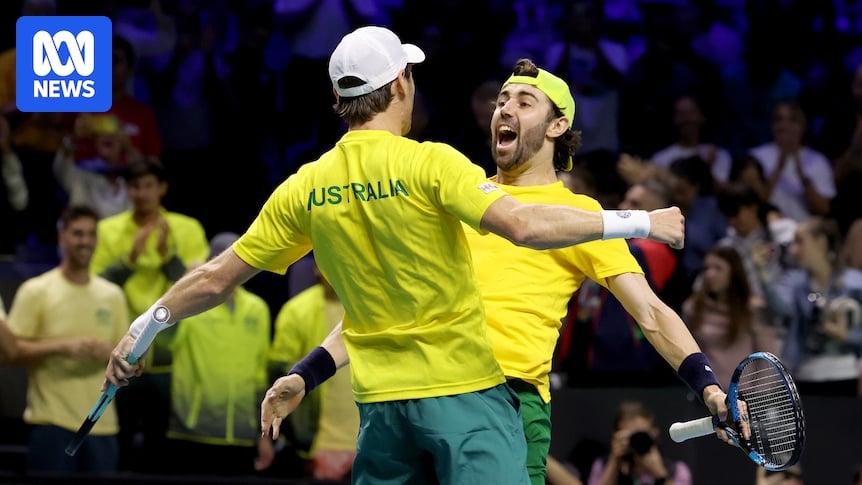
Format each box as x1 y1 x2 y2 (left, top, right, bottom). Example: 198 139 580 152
669 416 716 443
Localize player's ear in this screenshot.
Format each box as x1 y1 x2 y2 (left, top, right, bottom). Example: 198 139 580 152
546 115 570 138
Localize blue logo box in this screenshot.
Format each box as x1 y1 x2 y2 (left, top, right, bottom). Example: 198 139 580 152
16 16 112 112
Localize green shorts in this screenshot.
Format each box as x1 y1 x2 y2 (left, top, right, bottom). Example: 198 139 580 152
352 383 529 485
507 379 552 485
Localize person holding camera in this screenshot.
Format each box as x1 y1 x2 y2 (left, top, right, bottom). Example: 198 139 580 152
587 401 691 485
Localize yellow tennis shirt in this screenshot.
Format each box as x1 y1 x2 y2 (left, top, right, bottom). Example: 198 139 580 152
234 130 508 403
465 180 644 402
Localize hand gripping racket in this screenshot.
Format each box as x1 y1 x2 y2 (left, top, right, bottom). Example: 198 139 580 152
669 352 805 471
65 305 170 456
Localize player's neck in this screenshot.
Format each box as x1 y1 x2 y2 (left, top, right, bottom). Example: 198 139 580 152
349 107 405 136
495 160 558 186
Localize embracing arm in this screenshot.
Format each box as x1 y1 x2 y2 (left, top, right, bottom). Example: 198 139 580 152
608 273 724 405
480 195 685 250
104 248 260 388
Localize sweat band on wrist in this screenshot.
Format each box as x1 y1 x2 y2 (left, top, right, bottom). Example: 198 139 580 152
677 352 722 402
127 303 173 361
288 346 337 395
600 210 650 240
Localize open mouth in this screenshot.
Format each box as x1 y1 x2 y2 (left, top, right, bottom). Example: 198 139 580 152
496 125 517 148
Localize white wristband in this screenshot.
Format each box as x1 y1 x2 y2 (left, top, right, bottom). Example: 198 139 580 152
600 210 650 240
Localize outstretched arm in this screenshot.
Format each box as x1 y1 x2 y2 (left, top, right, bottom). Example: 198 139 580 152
261 321 349 439
480 195 685 250
104 248 260 388
607 272 735 442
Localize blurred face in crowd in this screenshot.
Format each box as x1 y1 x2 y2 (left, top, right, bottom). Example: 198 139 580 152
771 103 805 150
789 223 825 270
702 253 731 294
673 96 705 141
669 175 697 211
492 84 555 171
60 215 97 270
620 185 661 211
128 174 167 216
725 203 760 237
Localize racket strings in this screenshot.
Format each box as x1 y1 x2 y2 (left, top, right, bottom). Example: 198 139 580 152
737 363 799 467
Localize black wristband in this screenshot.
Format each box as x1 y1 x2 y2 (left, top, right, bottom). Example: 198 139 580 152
677 352 722 403
288 346 337 395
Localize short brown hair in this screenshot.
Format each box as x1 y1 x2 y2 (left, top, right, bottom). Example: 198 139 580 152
333 65 413 125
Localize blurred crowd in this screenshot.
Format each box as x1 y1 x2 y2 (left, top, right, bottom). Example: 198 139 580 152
1 0 862 482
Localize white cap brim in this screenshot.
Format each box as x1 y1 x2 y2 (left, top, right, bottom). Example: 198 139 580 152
403 43 425 64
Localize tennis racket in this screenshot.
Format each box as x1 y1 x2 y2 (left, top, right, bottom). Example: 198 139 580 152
65 309 166 456
668 352 805 471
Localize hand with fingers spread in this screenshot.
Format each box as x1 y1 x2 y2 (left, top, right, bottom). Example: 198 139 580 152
647 206 686 249
260 374 307 439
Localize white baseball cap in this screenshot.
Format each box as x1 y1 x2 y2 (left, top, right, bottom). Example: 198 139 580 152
328 26 425 98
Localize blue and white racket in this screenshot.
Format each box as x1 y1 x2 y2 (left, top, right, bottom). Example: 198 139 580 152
669 352 805 471
65 306 168 456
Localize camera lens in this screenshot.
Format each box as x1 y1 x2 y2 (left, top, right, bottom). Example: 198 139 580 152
629 431 654 455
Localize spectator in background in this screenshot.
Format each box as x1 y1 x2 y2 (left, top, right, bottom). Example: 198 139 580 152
715 181 791 312
682 245 780 385
53 115 135 219
748 100 834 222
5 206 128 474
587 401 692 485
825 63 862 236
268 259 358 482
651 94 733 186
165 232 275 476
0 0 69 250
0 114 28 255
107 35 162 159
668 155 727 285
756 464 804 485
91 158 209 472
756 217 862 396
557 177 679 389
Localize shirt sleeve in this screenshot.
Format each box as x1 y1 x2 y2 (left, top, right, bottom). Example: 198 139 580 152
233 172 313 274
6 280 42 338
424 143 507 233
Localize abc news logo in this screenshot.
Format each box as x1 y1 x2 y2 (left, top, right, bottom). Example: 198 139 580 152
32 30 96 98
16 16 112 112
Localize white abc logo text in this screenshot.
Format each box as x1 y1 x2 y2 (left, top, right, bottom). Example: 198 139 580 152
33 30 95 76
31 30 96 98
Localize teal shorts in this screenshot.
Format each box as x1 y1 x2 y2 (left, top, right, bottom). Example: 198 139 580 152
352 383 529 485
508 379 552 485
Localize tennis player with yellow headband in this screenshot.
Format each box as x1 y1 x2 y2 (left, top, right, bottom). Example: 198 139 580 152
268 57 738 484
104 26 690 484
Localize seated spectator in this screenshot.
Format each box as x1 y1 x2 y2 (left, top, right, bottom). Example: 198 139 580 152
748 100 834 222
757 217 862 396
587 401 692 485
842 218 862 270
54 116 135 219
682 245 780 385
651 94 733 186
